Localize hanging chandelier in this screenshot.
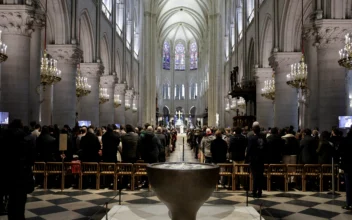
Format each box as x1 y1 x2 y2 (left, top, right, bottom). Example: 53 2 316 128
237 97 246 109
125 99 131 110
230 97 237 111
132 103 138 112
114 94 122 108
40 0 61 90
338 33 352 69
286 0 307 90
225 102 230 112
261 76 275 100
99 86 109 104
286 55 307 89
0 30 8 63
76 64 91 98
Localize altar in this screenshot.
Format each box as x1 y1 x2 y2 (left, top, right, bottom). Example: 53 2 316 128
175 110 185 134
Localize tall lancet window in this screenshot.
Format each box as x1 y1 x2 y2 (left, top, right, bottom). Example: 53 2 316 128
247 0 255 23
189 83 198 100
175 42 186 71
190 41 198 70
163 84 170 100
163 41 171 70
237 0 243 40
102 0 112 21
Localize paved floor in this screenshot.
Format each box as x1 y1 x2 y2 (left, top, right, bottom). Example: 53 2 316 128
1 135 351 220
167 134 198 163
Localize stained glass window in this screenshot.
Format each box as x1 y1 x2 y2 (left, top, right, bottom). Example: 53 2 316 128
175 42 186 71
190 41 198 70
162 41 170 70
102 0 112 21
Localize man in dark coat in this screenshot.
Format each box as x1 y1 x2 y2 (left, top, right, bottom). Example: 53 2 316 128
339 128 352 210
120 124 139 163
102 126 120 162
36 126 56 162
137 126 161 163
211 130 228 164
247 125 267 198
1 119 35 220
299 129 318 164
266 127 284 164
229 127 247 163
80 127 101 162
155 127 166 162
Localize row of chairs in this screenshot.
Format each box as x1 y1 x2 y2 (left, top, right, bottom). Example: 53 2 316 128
217 163 340 192
33 162 339 192
33 162 149 191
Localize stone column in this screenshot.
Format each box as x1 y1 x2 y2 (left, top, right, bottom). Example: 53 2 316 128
125 89 134 125
47 45 82 127
114 83 126 125
255 68 274 129
315 22 351 130
40 85 53 125
0 7 34 124
269 52 301 129
99 75 115 126
78 63 103 126
29 16 44 123
132 94 138 126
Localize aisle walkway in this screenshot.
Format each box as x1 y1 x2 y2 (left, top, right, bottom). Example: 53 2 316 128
167 134 198 163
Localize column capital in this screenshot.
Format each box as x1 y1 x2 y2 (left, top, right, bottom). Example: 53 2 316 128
100 75 116 88
80 62 104 79
269 52 302 71
254 67 273 81
0 5 36 36
125 89 134 98
47 45 83 65
115 83 126 94
304 19 352 49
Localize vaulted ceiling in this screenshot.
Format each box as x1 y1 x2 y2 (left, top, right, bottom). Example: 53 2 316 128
155 0 211 43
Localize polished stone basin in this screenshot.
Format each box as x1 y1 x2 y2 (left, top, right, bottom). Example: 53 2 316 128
147 162 219 220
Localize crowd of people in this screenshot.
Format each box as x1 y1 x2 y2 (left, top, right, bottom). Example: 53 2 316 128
1 118 352 219
0 119 178 220
187 121 352 211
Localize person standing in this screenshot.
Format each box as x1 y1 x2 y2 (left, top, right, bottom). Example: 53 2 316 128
102 125 120 162
155 127 167 162
247 125 267 198
137 126 161 163
2 119 35 220
200 128 215 163
340 128 352 210
120 124 139 163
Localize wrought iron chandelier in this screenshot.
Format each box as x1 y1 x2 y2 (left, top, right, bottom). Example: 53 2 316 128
0 30 8 63
230 97 237 111
132 103 138 112
40 0 61 90
125 99 131 110
75 64 91 98
99 86 109 104
114 94 122 108
261 76 275 100
286 0 307 90
338 33 352 69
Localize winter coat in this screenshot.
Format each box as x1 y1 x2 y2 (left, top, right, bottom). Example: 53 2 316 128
229 134 247 161
210 137 228 163
200 135 215 157
137 131 161 163
121 132 139 161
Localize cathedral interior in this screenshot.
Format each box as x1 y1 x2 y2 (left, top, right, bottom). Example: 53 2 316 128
1 0 352 219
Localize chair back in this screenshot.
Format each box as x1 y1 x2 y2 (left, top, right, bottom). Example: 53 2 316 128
234 164 250 176
99 163 116 175
46 162 63 174
287 164 304 176
81 162 99 175
33 162 46 174
133 163 148 176
116 163 133 176
217 163 233 177
269 164 287 176
304 164 322 176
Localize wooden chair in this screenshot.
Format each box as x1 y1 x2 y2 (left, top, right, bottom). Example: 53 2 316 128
45 162 64 190
263 164 269 191
63 162 81 189
115 163 133 190
233 164 252 191
286 164 304 191
133 163 150 191
268 164 288 191
80 162 99 190
321 164 340 192
216 163 234 191
303 164 322 192
99 163 116 190
33 162 46 189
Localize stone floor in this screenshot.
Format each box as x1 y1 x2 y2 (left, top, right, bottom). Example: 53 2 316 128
0 134 351 220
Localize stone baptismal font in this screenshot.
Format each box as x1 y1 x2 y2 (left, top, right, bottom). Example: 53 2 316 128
147 162 219 220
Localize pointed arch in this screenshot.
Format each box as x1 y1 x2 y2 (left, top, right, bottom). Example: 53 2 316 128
115 50 122 81
247 38 255 80
174 40 186 71
260 14 273 67
101 34 111 75
79 9 95 63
